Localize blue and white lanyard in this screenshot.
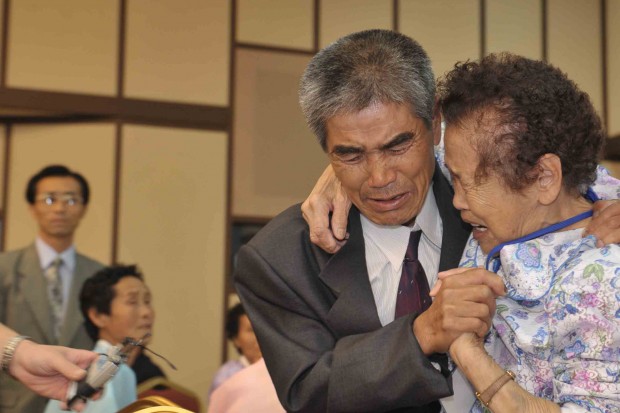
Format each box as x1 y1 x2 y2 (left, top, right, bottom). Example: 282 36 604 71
485 188 599 273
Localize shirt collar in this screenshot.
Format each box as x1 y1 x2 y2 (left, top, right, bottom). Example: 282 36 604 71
35 237 76 271
360 184 442 272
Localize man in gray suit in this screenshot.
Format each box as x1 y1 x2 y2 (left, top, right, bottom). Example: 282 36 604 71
0 165 103 413
234 30 504 412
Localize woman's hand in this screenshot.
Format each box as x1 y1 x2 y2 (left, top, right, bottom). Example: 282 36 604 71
301 164 352 253
586 200 620 246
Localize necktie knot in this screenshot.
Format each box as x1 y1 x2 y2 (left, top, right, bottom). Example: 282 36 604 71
395 230 431 319
404 230 422 262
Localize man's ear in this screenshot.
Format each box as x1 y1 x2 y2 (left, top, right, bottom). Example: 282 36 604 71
432 100 442 146
536 153 563 205
88 307 108 329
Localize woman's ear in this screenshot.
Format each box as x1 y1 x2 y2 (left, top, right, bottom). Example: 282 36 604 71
536 153 563 205
88 307 108 329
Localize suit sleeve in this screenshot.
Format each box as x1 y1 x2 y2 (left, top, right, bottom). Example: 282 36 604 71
234 243 452 413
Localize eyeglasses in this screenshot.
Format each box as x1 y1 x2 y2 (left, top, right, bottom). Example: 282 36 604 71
35 193 83 207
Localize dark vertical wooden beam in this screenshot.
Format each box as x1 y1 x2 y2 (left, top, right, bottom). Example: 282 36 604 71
1 0 11 88
601 0 609 133
111 0 127 264
480 0 486 58
222 0 238 364
0 124 10 251
393 0 399 32
542 0 548 61
313 0 320 52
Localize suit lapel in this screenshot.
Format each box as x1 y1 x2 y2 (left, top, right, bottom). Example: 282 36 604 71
319 208 382 337
18 245 55 343
432 164 472 271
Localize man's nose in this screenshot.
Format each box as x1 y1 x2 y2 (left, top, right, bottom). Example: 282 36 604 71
51 200 68 212
366 155 396 188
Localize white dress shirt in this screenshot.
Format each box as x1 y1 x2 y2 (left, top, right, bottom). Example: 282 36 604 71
35 237 76 321
360 184 475 413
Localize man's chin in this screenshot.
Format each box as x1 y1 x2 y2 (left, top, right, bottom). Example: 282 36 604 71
361 210 416 226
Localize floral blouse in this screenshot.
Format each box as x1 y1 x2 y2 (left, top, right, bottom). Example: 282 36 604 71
435 140 620 411
460 228 620 413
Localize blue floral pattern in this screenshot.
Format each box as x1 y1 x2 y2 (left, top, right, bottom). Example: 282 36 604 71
461 229 620 413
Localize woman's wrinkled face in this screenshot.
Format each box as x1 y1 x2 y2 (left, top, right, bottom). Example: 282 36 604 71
444 117 539 254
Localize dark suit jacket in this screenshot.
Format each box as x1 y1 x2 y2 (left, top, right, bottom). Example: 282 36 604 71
0 244 103 413
235 168 472 413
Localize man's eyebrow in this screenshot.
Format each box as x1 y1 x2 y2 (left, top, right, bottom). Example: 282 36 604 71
330 145 364 156
380 131 414 150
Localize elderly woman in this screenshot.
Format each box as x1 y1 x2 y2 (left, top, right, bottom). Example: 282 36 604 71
435 54 620 412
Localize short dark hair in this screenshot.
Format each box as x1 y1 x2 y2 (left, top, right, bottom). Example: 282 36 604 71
80 264 143 341
438 53 604 192
299 29 435 151
225 303 246 353
26 165 90 205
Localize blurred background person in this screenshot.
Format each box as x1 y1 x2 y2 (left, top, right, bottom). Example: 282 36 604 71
45 264 154 413
208 303 262 400
0 165 103 413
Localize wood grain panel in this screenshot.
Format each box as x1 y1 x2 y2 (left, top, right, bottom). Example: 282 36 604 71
320 0 393 48
399 0 480 81
608 0 620 135
486 0 542 59
233 48 328 218
7 0 118 95
548 0 603 116
117 125 228 400
237 0 314 50
125 0 230 105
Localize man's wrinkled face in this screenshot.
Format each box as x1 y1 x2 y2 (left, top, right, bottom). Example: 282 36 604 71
325 102 435 225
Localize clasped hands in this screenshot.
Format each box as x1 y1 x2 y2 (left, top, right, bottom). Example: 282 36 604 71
301 164 620 358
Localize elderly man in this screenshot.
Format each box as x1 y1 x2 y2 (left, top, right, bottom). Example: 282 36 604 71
234 29 507 413
0 165 103 413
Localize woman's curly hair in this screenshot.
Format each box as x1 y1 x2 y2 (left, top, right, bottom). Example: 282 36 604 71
437 53 605 192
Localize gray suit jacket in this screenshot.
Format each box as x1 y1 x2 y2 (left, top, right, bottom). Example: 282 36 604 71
0 244 103 413
235 167 472 413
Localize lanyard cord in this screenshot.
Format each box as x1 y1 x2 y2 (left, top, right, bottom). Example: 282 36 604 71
485 188 599 273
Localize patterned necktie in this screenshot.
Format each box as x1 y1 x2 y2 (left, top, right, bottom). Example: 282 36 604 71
395 231 442 413
44 257 64 341
395 230 432 318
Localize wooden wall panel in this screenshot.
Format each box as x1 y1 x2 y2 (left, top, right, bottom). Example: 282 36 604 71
236 0 314 50
125 0 230 105
486 0 542 59
7 0 118 96
117 125 228 400
548 0 603 116
399 0 480 81
0 129 5 211
608 0 620 136
5 123 116 264
319 0 393 48
233 49 328 218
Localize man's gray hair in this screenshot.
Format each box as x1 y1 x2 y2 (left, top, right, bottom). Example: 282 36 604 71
299 29 435 151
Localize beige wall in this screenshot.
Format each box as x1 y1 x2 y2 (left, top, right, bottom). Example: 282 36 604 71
0 1 617 408
117 125 228 402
